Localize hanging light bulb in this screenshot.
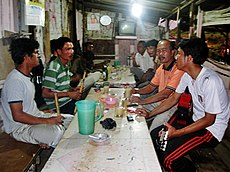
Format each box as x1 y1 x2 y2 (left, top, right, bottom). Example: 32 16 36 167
132 3 142 17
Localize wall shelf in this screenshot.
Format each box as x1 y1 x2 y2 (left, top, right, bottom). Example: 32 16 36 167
115 36 137 40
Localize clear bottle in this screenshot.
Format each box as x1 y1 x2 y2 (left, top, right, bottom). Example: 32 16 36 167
107 63 112 75
102 64 108 81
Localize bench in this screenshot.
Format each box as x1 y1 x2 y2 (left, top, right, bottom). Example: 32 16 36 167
0 132 42 172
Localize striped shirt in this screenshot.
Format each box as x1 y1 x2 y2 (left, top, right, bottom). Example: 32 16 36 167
42 57 72 110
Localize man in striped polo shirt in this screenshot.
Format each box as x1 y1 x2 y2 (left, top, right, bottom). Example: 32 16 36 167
42 37 81 115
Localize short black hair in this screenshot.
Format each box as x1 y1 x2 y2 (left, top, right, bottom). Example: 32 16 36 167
55 37 73 50
178 37 208 64
9 38 39 65
138 41 146 47
50 39 57 54
145 39 158 47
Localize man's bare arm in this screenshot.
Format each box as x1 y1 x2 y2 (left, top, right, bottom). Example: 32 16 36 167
148 92 181 117
139 88 174 105
10 102 63 125
167 113 216 139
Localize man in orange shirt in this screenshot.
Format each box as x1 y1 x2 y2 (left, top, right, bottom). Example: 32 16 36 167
132 40 184 132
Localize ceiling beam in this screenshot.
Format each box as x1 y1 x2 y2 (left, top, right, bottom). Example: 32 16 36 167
84 1 172 13
166 0 197 18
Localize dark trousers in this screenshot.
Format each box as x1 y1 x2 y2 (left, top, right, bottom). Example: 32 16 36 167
151 124 219 172
54 100 76 115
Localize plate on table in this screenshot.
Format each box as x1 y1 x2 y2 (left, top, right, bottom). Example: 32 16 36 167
89 133 111 143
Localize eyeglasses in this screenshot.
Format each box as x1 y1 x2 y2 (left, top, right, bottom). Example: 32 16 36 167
33 50 40 55
156 48 169 54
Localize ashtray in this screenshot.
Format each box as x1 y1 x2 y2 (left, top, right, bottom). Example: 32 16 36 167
89 133 111 143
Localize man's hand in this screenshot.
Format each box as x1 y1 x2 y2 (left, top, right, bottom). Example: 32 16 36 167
67 90 82 100
130 52 136 60
71 86 83 92
47 115 64 125
135 108 150 118
164 123 177 139
42 109 55 113
131 88 138 94
131 96 141 103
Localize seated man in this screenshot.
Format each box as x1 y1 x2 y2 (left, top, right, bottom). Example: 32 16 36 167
42 37 82 115
131 40 184 131
138 37 230 171
1 38 69 148
49 39 58 63
82 42 109 72
140 39 161 84
130 40 159 85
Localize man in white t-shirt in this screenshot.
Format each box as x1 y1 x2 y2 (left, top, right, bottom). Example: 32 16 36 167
137 37 230 171
1 38 71 148
131 40 158 84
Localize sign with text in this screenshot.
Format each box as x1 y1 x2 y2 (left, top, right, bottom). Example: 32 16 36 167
25 0 45 26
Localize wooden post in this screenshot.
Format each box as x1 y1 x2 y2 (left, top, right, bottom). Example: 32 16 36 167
176 7 181 45
189 2 195 38
44 11 51 63
196 6 203 38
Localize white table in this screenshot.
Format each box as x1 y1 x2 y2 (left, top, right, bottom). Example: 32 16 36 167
42 89 162 172
95 67 136 87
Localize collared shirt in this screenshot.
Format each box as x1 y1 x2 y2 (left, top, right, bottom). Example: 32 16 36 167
150 62 184 92
135 50 154 72
176 67 230 142
43 57 72 110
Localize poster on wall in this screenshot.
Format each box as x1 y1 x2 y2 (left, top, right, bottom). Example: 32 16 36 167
87 13 100 31
25 0 45 26
85 12 115 39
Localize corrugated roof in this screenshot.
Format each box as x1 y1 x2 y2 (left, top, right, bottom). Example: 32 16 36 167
78 0 230 24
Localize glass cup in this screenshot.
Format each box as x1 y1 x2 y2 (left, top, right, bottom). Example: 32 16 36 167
115 106 125 117
103 82 110 94
122 98 129 110
124 87 132 99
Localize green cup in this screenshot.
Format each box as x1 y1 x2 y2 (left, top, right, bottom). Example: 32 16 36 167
76 100 103 135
